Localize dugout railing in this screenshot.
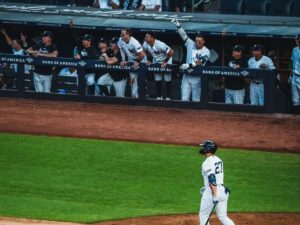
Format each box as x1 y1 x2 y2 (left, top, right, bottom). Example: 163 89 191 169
0 53 276 113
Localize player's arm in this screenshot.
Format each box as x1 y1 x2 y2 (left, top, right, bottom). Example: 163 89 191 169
104 56 118 65
0 28 13 46
161 46 174 67
208 174 218 196
267 58 276 70
135 45 145 62
171 19 189 44
205 164 218 204
118 44 127 67
145 50 153 65
36 50 58 58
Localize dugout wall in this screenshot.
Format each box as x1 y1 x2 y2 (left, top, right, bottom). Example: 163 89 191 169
0 2 299 113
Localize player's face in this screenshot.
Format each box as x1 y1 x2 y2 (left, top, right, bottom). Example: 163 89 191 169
296 39 300 46
252 50 262 58
98 42 108 53
145 34 154 44
195 37 205 49
82 39 90 48
42 36 50 44
121 30 130 42
110 42 117 50
232 50 241 59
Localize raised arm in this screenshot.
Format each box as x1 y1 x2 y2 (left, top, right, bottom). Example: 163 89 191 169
171 19 189 43
0 28 13 46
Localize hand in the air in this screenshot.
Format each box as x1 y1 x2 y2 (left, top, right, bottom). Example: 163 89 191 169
171 19 181 28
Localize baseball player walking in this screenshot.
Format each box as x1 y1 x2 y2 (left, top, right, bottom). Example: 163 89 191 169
248 44 275 106
291 34 300 106
143 32 174 100
118 28 145 98
199 140 235 225
171 19 211 102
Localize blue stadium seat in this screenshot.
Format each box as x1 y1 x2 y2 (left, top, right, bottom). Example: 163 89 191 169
244 0 268 15
220 0 244 14
268 0 292 16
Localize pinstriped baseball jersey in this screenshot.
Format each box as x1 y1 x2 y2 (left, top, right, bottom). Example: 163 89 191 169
118 36 143 62
202 155 224 188
248 55 275 69
291 47 300 75
142 39 172 63
185 38 210 65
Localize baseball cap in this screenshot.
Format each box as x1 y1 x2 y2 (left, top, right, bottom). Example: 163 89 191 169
252 44 264 51
99 37 108 45
232 45 244 52
111 37 119 44
295 34 300 40
41 30 53 38
83 34 93 42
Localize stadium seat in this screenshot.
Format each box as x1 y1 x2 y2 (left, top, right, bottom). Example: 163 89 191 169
244 0 268 15
220 0 244 14
290 0 300 17
268 0 292 16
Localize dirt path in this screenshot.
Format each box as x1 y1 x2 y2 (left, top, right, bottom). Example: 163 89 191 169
1 213 300 225
0 98 299 153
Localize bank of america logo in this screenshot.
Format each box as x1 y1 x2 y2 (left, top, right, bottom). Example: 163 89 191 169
241 71 250 76
79 61 87 67
26 57 34 63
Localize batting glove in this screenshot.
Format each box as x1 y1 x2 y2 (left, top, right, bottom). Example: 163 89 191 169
179 63 189 70
171 18 181 28
213 196 219 205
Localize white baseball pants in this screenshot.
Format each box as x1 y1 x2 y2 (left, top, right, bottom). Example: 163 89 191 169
225 89 245 104
97 73 127 97
33 72 52 93
250 82 264 106
181 74 201 102
291 74 300 106
199 186 235 225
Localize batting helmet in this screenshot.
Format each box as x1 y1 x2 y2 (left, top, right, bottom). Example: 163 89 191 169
199 140 217 154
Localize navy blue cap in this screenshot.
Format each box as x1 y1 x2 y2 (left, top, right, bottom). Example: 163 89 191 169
232 45 244 52
295 34 300 40
111 37 119 44
83 34 93 42
252 44 264 51
99 37 109 44
41 30 53 38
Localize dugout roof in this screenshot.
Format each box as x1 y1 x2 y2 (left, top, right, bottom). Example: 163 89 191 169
0 3 299 39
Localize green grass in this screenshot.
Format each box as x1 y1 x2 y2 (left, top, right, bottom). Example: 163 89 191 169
0 133 299 223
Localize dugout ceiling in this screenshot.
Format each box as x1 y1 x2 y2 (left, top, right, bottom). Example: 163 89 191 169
0 3 299 39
